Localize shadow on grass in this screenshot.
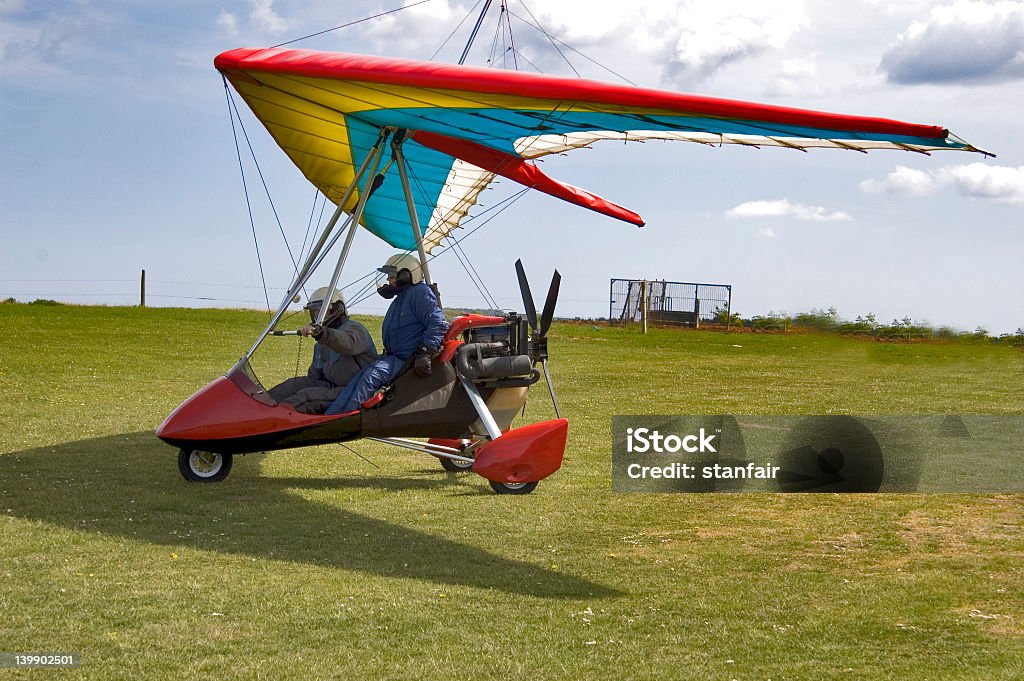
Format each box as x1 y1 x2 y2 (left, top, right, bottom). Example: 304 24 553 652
0 432 619 599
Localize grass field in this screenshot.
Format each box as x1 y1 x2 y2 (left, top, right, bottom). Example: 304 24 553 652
1 303 1022 679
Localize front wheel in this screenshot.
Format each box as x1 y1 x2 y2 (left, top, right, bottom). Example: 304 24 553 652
178 449 232 483
489 480 538 495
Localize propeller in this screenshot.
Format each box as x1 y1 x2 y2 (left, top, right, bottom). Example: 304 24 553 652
515 259 561 418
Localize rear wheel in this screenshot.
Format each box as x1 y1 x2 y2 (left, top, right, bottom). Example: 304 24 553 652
178 449 232 483
440 456 474 472
430 438 475 473
489 480 538 495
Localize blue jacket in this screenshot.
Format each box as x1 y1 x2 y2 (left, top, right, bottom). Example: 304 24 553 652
382 282 448 360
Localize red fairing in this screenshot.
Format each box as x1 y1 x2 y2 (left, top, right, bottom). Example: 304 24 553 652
472 419 568 483
443 314 507 342
440 314 507 363
414 131 645 226
439 339 463 364
214 48 949 140
156 376 341 443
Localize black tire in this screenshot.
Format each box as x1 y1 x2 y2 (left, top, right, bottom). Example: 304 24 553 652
440 456 474 472
489 480 538 495
178 449 232 483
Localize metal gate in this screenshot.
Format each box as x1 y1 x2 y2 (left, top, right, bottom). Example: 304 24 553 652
610 279 732 329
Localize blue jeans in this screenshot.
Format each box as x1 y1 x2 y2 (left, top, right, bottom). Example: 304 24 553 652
324 355 406 415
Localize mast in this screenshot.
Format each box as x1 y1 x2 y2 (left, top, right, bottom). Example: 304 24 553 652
392 131 433 286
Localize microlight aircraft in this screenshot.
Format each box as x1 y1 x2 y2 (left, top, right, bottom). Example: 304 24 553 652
156 45 990 493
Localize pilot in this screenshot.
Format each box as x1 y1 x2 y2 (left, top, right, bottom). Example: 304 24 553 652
268 287 378 414
325 253 448 415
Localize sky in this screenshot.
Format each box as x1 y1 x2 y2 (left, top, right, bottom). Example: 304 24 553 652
1 0 1022 334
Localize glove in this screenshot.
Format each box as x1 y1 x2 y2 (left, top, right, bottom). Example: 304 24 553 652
299 323 321 338
413 345 433 377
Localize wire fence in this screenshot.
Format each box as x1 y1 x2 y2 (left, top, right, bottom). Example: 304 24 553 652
0 278 282 307
0 276 610 317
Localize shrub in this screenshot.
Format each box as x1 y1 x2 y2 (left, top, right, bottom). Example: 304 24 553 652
750 312 790 331
792 307 839 331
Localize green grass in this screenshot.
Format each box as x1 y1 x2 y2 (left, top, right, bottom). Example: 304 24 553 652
1 304 1022 679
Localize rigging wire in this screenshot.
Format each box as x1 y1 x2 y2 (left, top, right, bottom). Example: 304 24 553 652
297 187 324 272
299 193 330 283
226 90 303 284
403 147 501 311
513 0 577 77
486 3 504 67
343 186 531 311
223 77 272 312
456 237 500 310
503 33 543 73
500 3 508 69
448 235 500 311
503 1 519 71
430 0 484 61
271 0 435 49
511 2 638 85
438 187 529 254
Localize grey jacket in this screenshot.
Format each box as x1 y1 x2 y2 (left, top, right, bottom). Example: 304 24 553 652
309 318 378 387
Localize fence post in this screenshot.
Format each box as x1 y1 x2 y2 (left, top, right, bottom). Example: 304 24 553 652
608 279 613 326
641 279 648 335
140 269 146 308
726 285 732 332
694 297 700 329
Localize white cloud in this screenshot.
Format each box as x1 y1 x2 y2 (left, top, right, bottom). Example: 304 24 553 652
363 1 463 57
756 227 778 238
861 163 1024 204
726 199 853 221
944 163 1024 203
766 55 819 96
217 10 239 37
881 0 1024 84
249 0 291 35
375 0 808 88
0 13 86 78
859 165 936 197
216 0 290 38
654 0 808 88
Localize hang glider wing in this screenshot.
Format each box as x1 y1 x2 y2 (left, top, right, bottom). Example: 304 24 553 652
216 47 990 252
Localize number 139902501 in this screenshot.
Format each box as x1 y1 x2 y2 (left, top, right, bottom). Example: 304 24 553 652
1 653 80 668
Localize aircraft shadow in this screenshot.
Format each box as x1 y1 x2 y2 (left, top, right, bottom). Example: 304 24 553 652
0 432 619 599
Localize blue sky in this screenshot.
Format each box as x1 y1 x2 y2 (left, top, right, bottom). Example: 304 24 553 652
2 0 1022 333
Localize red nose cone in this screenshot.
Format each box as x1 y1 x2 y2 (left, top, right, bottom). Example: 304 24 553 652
157 376 337 445
472 418 568 483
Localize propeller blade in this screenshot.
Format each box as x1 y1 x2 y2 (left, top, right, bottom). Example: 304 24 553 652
515 259 539 331
539 270 560 336
541 358 560 419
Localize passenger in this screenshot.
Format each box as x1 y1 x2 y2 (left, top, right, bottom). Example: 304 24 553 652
325 253 448 415
268 287 378 414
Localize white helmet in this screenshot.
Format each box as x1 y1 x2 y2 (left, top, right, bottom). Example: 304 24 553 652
378 253 424 285
305 287 345 309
